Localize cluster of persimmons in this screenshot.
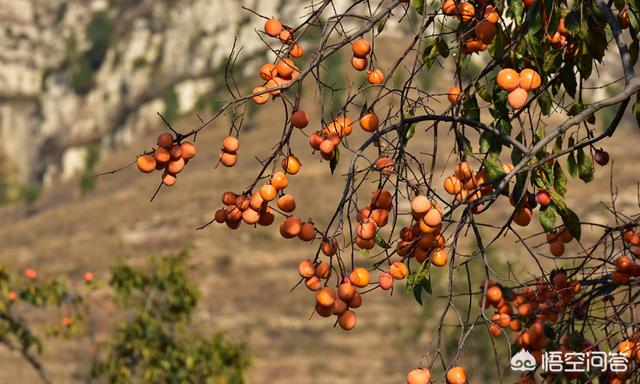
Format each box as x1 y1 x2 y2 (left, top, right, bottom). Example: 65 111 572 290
135 133 197 186
441 1 500 54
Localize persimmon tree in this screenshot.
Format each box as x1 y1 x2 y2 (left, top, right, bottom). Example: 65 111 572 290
1 253 249 383
114 0 640 382
0 266 86 384
91 250 249 383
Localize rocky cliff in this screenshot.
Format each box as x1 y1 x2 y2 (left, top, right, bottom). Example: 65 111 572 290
0 0 307 192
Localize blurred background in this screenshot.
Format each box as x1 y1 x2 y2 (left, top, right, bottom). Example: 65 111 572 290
1 0 639 383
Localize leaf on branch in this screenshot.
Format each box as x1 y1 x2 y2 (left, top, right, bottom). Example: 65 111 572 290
512 172 526 201
483 156 506 181
631 38 640 67
405 124 416 142
511 133 524 165
497 118 512 136
560 206 581 241
476 82 492 102
538 91 552 115
330 146 340 175
561 66 577 98
462 93 480 122
479 131 501 155
491 85 509 118
461 136 473 156
421 40 438 70
552 136 563 154
543 50 561 74
564 11 582 36
406 262 431 305
436 36 450 58
628 7 640 31
577 147 594 183
553 162 567 196
568 103 595 124
551 191 582 240
374 234 390 249
413 283 424 305
539 204 557 232
401 107 416 145
567 151 578 178
489 24 505 59
412 0 425 15
377 18 387 33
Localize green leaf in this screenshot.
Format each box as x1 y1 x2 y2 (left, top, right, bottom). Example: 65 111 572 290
421 39 438 70
491 86 509 117
538 91 552 115
483 156 506 181
577 147 594 183
436 36 450 58
377 18 387 33
543 51 561 73
496 118 512 136
329 146 340 174
512 172 527 202
525 34 543 59
511 133 524 165
553 162 567 196
630 38 639 66
489 25 505 60
401 107 416 146
560 206 581 241
532 169 549 189
567 152 578 178
479 131 501 155
629 10 640 34
413 283 424 305
476 82 492 102
578 51 593 79
405 124 416 142
509 0 525 24
550 191 582 240
561 66 577 98
374 234 390 249
461 136 473 156
412 0 425 14
422 277 432 294
564 11 582 36
552 136 563 154
462 94 480 122
406 261 431 304
539 204 557 232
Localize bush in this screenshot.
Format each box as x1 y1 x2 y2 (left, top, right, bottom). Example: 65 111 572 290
20 184 41 206
163 87 179 124
91 250 249 383
78 146 101 197
85 11 113 70
70 56 94 95
0 265 85 382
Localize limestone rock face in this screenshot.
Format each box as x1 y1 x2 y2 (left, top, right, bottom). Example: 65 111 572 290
0 0 282 185
0 0 392 187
